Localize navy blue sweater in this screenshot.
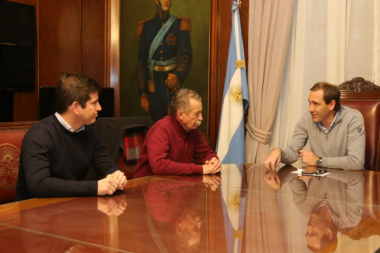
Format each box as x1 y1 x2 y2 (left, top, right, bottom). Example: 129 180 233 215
14 115 119 201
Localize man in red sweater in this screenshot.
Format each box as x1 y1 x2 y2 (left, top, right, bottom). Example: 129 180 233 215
134 89 221 178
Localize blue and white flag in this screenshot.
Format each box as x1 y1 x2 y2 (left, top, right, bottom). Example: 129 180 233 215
220 164 247 253
216 0 249 164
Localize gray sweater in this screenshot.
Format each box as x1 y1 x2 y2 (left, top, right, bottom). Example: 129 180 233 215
279 167 364 230
281 106 365 170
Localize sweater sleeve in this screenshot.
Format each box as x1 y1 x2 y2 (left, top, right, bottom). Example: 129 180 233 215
21 128 98 198
192 129 218 164
322 111 365 170
281 116 309 164
325 170 364 227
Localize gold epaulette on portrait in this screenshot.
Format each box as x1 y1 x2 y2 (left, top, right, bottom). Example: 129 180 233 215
178 16 192 32
137 17 154 37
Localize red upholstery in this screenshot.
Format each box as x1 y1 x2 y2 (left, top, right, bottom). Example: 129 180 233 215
340 100 380 171
344 171 380 240
339 77 380 171
0 122 33 204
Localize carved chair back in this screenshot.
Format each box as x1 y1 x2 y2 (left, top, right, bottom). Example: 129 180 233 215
0 122 34 204
338 77 380 171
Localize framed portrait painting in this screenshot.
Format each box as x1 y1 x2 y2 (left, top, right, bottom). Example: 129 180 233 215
120 0 213 135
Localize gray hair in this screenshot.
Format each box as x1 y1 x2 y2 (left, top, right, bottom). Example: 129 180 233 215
170 89 202 117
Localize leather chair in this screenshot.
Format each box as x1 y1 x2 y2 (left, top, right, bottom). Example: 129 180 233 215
338 77 380 171
90 117 153 180
343 170 380 240
0 122 34 204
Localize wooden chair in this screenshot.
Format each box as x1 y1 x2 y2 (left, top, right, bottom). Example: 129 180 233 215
338 77 380 171
0 122 34 204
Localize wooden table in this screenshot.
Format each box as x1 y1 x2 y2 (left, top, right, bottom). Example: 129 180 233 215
0 164 379 252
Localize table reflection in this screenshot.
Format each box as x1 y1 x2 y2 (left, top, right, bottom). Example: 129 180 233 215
266 165 364 252
219 164 247 253
142 175 221 253
0 164 379 253
19 194 126 253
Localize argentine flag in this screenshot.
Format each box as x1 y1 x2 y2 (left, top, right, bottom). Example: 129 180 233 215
220 164 247 253
216 0 249 164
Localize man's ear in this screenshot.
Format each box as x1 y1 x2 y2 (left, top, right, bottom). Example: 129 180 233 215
176 222 184 234
177 110 184 120
329 100 336 111
326 228 333 240
71 102 80 115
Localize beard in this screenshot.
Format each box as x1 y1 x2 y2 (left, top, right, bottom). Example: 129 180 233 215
195 120 202 127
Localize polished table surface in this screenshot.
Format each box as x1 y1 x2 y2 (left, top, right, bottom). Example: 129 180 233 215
0 164 379 253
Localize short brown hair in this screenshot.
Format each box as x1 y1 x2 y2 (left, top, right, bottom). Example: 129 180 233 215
310 82 341 112
170 89 202 117
55 73 101 114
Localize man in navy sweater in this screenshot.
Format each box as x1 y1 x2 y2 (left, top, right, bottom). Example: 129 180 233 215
14 73 127 201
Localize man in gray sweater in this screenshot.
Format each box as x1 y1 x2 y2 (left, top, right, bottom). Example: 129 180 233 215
264 82 365 171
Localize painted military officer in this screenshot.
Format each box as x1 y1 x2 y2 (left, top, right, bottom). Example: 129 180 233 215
137 0 193 122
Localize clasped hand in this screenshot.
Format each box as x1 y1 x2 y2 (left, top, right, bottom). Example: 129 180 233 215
202 157 222 174
202 174 221 191
97 194 127 216
97 170 127 196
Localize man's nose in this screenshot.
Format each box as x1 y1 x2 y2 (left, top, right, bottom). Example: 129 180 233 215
97 102 102 111
198 113 203 121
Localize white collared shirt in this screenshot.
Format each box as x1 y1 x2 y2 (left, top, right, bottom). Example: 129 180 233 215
55 112 85 133
317 111 340 134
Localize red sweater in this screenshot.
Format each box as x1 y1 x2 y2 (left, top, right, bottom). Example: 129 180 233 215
133 116 218 178
143 177 206 223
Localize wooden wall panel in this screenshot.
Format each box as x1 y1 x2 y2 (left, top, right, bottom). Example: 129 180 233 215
4 0 249 138
8 0 35 6
38 0 82 87
11 0 38 121
5 0 112 123
81 0 105 86
105 0 120 117
14 0 83 121
11 0 108 122
240 1 249 73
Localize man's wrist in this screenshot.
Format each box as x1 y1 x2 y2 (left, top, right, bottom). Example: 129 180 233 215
316 157 322 167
